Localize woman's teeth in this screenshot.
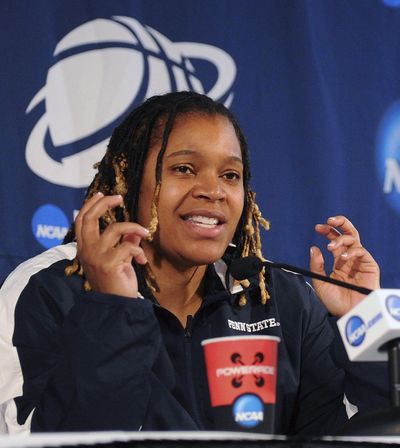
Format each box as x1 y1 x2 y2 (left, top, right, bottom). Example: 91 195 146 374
185 215 219 227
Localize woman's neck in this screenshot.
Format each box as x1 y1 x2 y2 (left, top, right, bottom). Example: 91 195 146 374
145 254 207 327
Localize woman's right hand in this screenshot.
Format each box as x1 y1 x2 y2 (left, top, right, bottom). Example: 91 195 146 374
74 192 149 298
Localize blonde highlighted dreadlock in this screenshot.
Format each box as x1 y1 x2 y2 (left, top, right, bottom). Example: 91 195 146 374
146 182 161 242
63 91 270 306
237 190 270 306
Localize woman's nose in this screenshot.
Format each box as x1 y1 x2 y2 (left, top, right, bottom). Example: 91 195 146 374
192 173 226 202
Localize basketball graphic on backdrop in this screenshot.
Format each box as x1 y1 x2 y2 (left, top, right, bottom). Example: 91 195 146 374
25 16 237 188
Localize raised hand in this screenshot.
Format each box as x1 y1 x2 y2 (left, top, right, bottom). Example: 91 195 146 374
74 192 149 298
309 215 380 317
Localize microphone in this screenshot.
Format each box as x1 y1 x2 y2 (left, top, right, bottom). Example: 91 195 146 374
229 257 400 360
229 256 372 295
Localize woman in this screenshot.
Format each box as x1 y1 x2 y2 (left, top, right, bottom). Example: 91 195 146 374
0 91 379 435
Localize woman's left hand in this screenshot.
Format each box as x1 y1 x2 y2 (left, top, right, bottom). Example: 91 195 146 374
309 215 380 317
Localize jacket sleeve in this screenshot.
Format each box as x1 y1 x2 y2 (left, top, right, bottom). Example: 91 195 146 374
33 292 161 431
1 264 197 433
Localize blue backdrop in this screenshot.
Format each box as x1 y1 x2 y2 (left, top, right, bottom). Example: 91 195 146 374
2 0 400 288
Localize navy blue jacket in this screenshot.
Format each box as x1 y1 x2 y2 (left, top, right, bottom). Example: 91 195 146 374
0 243 350 435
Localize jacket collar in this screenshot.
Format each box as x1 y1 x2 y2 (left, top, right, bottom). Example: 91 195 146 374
138 259 245 306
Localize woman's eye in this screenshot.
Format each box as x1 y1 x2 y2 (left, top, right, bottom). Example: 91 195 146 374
174 165 194 174
223 172 241 181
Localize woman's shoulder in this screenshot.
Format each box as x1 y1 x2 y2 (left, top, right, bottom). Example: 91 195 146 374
0 243 81 316
3 242 77 286
265 266 329 327
268 265 315 302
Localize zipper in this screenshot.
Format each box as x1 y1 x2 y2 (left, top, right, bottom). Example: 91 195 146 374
183 314 203 428
184 314 193 338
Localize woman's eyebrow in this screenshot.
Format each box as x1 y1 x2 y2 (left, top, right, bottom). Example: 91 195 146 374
165 149 198 158
166 149 243 164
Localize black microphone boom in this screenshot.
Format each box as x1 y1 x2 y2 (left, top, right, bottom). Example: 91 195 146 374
229 256 372 296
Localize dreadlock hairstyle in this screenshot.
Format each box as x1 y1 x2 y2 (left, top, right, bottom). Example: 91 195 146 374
63 91 270 304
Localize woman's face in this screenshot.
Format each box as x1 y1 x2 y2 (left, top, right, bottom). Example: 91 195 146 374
138 112 245 268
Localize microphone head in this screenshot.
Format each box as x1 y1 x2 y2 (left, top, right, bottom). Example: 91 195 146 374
229 256 263 280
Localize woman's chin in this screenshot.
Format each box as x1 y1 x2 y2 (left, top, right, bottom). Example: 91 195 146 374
175 250 226 269
150 240 229 270
193 251 228 266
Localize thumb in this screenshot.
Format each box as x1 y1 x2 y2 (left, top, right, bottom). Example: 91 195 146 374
310 246 328 292
309 246 326 275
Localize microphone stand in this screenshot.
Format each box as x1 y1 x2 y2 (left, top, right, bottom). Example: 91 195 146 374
341 339 400 435
389 339 400 408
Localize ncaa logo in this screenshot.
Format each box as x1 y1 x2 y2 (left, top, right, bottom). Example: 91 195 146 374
382 0 400 6
345 315 366 347
376 101 400 215
232 393 264 428
386 295 400 321
32 204 69 249
25 16 236 188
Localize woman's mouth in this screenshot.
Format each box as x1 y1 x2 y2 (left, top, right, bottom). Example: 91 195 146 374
180 211 227 238
183 215 220 228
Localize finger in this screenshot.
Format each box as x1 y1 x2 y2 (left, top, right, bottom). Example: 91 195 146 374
80 195 124 246
334 247 375 278
122 232 142 246
78 191 105 218
75 192 104 239
339 247 373 261
75 192 104 249
327 235 359 252
101 222 149 248
108 242 148 266
315 224 342 241
327 216 360 241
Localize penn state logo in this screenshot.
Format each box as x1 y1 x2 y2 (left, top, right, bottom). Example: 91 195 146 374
25 16 236 188
386 295 400 321
345 315 366 347
376 101 400 216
